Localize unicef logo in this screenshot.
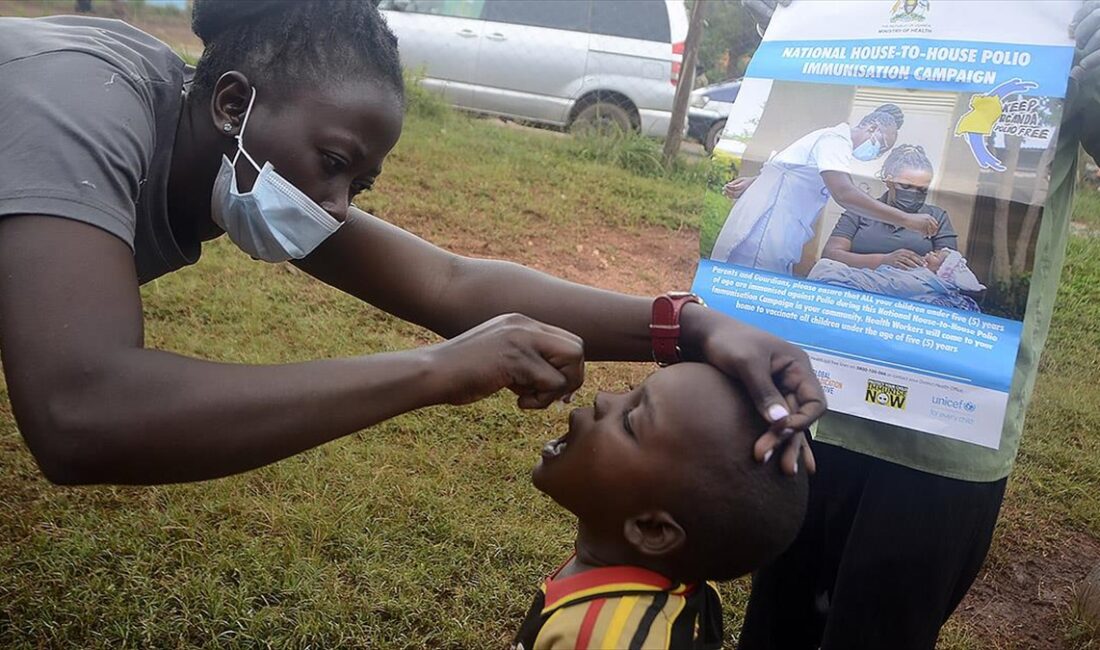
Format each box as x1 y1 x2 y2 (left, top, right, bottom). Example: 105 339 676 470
931 396 978 414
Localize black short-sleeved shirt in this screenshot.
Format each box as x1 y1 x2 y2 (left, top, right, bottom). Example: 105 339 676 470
0 15 199 283
830 194 958 256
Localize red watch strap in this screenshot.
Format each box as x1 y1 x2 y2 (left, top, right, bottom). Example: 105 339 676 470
650 292 703 366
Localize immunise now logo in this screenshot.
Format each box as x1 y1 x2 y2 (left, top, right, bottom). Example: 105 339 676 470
866 379 909 410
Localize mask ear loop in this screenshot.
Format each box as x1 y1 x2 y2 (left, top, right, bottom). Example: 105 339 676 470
232 87 264 173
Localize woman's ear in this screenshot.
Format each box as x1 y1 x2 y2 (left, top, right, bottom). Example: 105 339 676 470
210 71 253 136
623 511 686 557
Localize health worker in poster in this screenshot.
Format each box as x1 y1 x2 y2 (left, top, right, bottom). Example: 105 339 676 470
709 104 939 274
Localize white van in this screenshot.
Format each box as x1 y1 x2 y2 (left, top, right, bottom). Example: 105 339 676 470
378 0 689 138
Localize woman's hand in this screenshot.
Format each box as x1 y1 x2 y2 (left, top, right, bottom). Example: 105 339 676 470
902 213 939 237
682 304 825 475
882 249 926 269
723 176 756 199
1071 1 1100 82
426 313 585 409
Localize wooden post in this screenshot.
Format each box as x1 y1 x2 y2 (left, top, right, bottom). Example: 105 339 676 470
662 0 708 166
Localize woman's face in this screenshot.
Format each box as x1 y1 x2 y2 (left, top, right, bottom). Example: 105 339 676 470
219 78 404 222
885 167 933 203
851 122 898 155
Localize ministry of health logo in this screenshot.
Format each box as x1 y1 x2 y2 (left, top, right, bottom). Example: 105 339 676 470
890 0 930 22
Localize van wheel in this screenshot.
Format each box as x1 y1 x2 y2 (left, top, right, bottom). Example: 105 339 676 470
570 101 633 136
704 120 726 154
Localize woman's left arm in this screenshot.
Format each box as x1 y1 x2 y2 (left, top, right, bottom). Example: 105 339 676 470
298 207 824 473
930 209 959 250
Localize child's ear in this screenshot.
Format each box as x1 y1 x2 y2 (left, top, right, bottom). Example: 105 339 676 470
623 511 686 557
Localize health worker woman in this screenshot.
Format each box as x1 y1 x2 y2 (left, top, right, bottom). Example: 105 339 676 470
0 1 823 486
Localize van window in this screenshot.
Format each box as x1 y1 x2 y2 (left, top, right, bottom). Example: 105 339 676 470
591 0 671 42
482 0 590 31
379 0 486 19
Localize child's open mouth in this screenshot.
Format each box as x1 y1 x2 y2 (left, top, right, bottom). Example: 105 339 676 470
540 410 580 460
541 437 568 459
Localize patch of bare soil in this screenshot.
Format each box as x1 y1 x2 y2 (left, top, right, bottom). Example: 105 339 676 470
955 530 1100 649
426 221 700 297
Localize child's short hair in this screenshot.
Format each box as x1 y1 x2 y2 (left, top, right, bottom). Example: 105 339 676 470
662 368 808 581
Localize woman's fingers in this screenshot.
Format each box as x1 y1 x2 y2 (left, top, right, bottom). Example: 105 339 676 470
510 328 585 408
801 435 817 474
902 251 923 268
1073 1 1100 49
738 352 797 432
771 351 827 434
433 313 584 407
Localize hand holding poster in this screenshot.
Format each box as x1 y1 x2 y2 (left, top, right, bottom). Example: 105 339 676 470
692 0 1077 449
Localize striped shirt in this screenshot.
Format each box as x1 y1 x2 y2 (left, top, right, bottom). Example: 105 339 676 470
512 559 722 649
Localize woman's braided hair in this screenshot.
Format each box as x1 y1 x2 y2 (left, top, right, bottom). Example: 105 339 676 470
190 0 403 102
878 143 933 181
857 103 905 131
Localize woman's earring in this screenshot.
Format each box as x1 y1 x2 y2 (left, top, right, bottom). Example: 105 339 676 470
223 123 233 132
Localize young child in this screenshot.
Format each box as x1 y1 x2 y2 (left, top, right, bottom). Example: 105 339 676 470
512 363 809 650
809 247 985 312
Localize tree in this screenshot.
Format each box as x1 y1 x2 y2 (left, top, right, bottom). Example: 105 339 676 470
697 1 760 82
662 0 707 165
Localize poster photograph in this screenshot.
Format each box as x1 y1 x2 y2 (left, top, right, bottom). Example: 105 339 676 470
691 0 1077 448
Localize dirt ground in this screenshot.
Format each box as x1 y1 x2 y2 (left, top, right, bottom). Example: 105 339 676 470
962 530 1100 648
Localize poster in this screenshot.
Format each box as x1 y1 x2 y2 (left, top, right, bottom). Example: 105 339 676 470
691 0 1077 449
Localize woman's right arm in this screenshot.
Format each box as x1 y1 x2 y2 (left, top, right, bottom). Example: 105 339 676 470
821 235 884 268
0 216 583 486
821 236 925 269
820 171 938 236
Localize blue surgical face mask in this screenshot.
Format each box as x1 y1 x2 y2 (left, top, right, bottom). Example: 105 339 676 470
210 88 343 262
852 133 885 162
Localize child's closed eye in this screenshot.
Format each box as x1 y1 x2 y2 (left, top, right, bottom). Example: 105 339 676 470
622 409 637 438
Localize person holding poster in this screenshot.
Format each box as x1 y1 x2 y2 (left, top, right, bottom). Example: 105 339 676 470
688 1 1100 649
709 104 939 274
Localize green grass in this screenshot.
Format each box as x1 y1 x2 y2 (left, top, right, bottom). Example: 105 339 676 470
0 103 1099 648
1074 186 1100 231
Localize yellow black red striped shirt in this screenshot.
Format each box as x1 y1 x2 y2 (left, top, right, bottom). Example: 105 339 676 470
511 559 722 649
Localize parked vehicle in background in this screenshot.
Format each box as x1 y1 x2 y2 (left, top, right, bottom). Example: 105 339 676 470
378 0 689 138
687 79 740 154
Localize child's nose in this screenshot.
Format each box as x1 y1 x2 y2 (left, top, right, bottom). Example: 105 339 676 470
593 391 611 420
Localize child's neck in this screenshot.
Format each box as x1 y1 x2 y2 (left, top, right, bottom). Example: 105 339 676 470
558 521 669 580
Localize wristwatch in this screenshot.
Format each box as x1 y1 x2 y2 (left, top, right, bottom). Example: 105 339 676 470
650 292 705 366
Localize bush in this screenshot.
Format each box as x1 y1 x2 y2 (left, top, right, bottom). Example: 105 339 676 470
403 69 451 121
569 131 714 184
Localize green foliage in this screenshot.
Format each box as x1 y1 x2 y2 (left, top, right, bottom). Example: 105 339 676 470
983 274 1031 320
695 0 759 82
175 48 198 66
1074 186 1100 230
570 131 666 177
402 69 452 121
567 130 714 196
